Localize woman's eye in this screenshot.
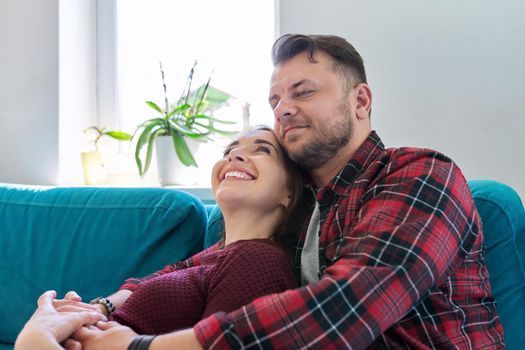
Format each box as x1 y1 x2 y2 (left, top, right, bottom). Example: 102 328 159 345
255 146 271 154
223 148 231 157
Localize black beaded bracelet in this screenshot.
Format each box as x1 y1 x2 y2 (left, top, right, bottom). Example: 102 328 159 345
128 335 157 350
89 296 115 316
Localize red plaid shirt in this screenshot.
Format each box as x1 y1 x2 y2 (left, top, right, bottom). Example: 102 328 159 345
121 131 504 349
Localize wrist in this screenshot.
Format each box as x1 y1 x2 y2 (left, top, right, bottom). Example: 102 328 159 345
128 335 156 350
90 297 115 317
151 329 202 350
15 327 61 350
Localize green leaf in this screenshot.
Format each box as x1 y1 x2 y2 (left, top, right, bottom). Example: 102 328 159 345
146 101 164 115
174 103 191 114
142 128 165 176
189 85 231 111
193 114 236 124
167 119 203 137
134 121 164 176
171 133 197 167
193 121 238 136
137 118 168 129
104 131 132 141
204 86 231 106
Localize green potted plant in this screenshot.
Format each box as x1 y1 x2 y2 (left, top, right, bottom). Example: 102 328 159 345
133 61 237 185
82 126 132 185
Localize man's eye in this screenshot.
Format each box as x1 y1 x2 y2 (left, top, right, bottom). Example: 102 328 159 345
295 90 314 98
255 146 271 154
223 148 231 157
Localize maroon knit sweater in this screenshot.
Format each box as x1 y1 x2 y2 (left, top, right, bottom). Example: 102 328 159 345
110 239 297 334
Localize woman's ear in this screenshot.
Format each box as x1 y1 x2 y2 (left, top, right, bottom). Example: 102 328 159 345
281 193 292 209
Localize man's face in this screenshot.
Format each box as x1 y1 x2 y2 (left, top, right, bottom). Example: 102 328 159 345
269 50 354 170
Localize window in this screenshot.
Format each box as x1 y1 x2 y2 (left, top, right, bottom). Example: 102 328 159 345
98 0 276 187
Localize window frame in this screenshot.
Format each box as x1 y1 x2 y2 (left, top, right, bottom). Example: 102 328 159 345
94 0 280 195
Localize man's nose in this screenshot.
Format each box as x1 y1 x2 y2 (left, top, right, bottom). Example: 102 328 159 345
274 98 298 123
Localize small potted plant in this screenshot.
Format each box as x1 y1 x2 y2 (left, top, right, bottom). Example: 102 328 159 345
82 126 132 185
133 61 237 185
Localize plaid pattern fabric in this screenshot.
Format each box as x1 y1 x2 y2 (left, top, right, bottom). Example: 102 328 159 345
193 131 505 349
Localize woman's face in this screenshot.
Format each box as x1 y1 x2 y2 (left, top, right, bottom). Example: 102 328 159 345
211 129 292 213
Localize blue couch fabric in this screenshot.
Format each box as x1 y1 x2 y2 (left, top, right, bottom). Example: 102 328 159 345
469 180 525 350
0 185 207 345
1 181 523 349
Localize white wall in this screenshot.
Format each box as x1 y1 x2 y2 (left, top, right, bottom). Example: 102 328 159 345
0 0 97 185
0 0 59 185
278 0 525 199
1 0 523 198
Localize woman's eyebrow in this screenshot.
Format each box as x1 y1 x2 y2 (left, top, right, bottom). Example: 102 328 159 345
225 140 239 150
254 139 278 151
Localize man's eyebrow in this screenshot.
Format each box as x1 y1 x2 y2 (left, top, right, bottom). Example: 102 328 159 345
269 79 313 103
291 79 309 90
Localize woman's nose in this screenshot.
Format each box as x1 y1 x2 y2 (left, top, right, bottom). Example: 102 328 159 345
228 147 247 162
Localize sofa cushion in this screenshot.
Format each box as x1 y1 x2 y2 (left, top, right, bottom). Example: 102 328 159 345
204 204 223 248
0 184 207 344
468 180 525 350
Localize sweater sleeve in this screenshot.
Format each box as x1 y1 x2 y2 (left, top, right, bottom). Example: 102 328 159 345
202 239 297 318
120 243 220 292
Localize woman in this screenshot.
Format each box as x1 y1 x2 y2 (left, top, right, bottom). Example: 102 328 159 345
16 126 304 348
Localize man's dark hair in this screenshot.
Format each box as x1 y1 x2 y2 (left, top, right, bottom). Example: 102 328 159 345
271 34 367 91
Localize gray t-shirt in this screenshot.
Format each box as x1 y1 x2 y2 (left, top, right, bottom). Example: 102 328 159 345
300 201 321 285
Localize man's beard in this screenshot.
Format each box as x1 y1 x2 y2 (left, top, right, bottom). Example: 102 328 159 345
287 105 354 171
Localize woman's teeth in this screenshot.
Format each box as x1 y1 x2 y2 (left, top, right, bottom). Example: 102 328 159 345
224 171 253 180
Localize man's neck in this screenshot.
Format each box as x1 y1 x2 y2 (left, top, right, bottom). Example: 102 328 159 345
310 130 370 188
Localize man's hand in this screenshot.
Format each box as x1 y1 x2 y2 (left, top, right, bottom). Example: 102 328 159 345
71 321 137 350
15 291 106 350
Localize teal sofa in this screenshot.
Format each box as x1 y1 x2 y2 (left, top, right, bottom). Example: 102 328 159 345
0 181 523 349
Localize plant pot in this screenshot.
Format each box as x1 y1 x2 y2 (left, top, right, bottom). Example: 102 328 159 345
156 136 200 186
81 151 107 185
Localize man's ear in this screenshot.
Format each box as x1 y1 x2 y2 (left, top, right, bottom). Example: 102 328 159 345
354 83 372 120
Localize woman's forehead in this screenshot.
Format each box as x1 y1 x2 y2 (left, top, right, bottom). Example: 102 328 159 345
226 129 283 156
235 129 278 145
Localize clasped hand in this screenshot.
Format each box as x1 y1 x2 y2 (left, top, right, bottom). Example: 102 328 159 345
15 290 138 350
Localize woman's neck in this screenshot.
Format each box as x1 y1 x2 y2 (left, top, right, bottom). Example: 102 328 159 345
222 206 283 246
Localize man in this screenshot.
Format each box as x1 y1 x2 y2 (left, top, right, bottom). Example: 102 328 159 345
53 34 505 349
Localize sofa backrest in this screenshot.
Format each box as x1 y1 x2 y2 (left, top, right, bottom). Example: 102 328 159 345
469 180 525 350
0 185 207 345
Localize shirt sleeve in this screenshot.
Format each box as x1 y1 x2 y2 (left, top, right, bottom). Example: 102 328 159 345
120 243 219 292
194 154 480 349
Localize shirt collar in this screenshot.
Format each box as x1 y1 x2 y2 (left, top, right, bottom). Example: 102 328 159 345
311 130 385 202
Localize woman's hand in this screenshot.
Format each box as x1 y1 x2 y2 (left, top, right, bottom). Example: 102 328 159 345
71 321 137 350
15 290 106 350
53 290 105 315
